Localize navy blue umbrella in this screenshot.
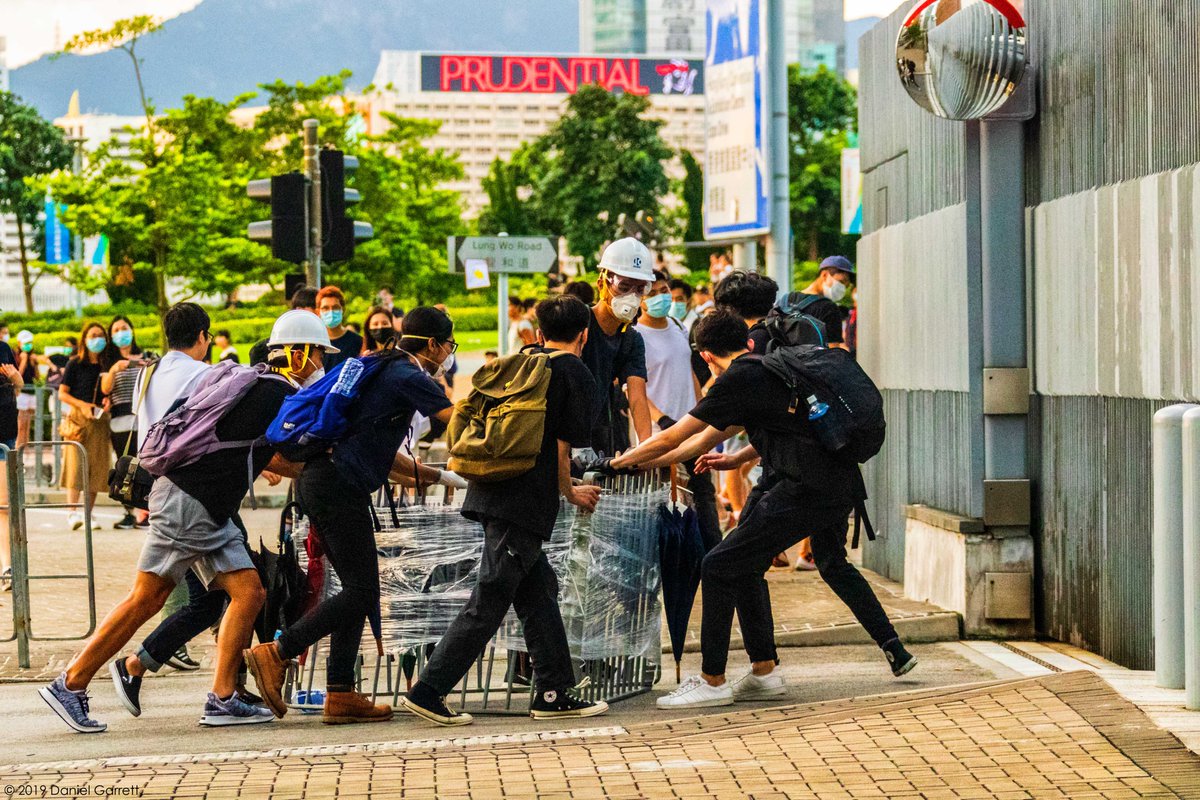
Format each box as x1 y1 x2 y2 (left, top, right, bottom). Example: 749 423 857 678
657 500 705 682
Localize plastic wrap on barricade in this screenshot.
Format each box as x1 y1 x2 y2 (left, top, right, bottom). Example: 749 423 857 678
295 473 666 663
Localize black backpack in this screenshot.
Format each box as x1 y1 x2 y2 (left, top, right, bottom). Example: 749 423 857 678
761 344 886 465
764 293 829 348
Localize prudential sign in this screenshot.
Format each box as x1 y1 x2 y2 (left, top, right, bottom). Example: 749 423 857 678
703 0 770 240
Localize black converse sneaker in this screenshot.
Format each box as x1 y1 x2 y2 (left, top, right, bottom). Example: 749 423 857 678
109 658 142 717
529 688 609 720
883 639 918 677
400 682 474 727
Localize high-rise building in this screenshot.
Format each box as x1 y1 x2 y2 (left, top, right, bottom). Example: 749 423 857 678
580 0 844 72
366 51 706 218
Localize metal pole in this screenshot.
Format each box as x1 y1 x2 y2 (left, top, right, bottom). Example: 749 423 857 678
6 448 30 668
765 0 791 290
1183 407 1200 709
303 119 322 289
497 272 510 356
1155 404 1195 689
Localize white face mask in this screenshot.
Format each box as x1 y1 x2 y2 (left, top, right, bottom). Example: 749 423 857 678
610 292 642 322
823 280 848 303
441 352 456 375
302 367 325 388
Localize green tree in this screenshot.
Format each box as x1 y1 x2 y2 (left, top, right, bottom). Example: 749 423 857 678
789 65 858 262
678 149 715 272
342 112 464 304
0 92 73 312
487 85 673 268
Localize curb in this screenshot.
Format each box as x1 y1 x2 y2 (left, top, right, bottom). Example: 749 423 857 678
671 611 962 654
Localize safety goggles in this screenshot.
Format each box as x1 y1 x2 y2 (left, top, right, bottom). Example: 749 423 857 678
606 275 651 297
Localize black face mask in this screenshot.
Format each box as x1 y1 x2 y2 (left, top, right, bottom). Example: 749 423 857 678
368 328 395 347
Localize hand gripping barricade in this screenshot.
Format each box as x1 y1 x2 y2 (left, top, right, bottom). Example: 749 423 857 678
284 469 666 714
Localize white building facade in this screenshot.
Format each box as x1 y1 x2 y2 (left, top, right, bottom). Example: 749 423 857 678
365 51 706 218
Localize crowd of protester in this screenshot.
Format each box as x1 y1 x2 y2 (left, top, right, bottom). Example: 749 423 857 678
10 240 907 736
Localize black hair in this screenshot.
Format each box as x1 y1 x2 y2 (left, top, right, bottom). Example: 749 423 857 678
164 302 211 351
522 297 537 311
214 329 232 341
714 270 778 320
291 286 318 310
536 295 590 343
400 306 454 352
693 309 750 358
563 280 596 305
668 278 693 300
508 295 522 307
653 269 669 283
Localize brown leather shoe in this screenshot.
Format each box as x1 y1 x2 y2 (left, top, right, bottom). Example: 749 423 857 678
242 643 288 718
323 691 394 725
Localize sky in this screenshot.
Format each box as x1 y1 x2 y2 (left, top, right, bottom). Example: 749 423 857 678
1 0 906 68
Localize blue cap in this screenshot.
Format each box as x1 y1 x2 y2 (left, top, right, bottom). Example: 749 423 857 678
819 255 855 275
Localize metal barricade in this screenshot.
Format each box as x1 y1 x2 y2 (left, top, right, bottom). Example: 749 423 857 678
2 440 97 669
283 471 665 715
21 386 65 488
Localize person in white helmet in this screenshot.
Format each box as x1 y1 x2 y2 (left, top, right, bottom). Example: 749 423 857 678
40 307 330 734
581 237 655 454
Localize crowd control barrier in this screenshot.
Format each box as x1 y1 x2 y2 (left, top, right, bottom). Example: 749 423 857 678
2 440 97 669
284 471 666 714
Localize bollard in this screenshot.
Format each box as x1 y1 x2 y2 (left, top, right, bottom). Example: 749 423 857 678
1182 408 1200 708
1155 405 1196 689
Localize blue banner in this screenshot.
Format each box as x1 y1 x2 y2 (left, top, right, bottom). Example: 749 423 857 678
43 199 72 265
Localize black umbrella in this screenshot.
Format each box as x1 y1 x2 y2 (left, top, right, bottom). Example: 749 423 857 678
657 497 705 683
253 502 311 645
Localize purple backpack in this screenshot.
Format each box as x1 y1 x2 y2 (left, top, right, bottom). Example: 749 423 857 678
139 361 291 478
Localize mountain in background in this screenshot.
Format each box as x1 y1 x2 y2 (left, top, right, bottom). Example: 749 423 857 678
845 16 882 72
12 0 579 118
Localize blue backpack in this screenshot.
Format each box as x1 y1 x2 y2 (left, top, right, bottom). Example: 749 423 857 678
266 353 393 448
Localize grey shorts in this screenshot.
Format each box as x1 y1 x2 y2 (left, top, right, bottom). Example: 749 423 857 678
136 478 254 588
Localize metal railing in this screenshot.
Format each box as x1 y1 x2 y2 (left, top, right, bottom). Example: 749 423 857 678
18 385 66 489
2 440 97 669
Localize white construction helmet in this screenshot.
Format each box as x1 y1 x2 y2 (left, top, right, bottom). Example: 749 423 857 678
268 309 339 353
598 237 655 283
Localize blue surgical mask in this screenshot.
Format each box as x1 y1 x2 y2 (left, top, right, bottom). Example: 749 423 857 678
21 343 33 353
85 337 107 354
320 309 344 329
669 300 688 321
112 329 134 349
644 293 673 319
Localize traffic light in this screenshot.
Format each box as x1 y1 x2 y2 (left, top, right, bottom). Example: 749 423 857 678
247 172 308 264
319 149 373 263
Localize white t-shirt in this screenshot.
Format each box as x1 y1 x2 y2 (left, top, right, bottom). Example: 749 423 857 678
507 319 534 353
135 350 211 449
639 320 697 428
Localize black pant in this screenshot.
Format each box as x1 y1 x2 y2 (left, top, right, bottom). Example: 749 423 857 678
683 458 722 552
420 517 575 695
137 514 252 671
700 476 898 676
277 458 378 687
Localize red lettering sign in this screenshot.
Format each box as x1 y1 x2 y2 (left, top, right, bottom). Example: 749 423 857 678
435 56 652 95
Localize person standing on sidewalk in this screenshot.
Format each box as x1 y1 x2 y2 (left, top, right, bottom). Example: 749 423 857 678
245 306 458 726
776 255 854 351
102 316 149 531
636 272 720 551
612 310 916 710
316 285 362 373
39 310 330 733
58 321 113 532
402 296 605 726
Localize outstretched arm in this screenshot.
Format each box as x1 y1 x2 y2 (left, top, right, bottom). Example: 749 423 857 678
641 424 741 470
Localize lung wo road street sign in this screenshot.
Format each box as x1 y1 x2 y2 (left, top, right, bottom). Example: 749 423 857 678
448 236 558 274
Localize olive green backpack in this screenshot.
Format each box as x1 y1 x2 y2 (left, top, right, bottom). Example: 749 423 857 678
447 350 570 482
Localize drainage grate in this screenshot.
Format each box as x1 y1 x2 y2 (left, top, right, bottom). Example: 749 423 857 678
999 641 1063 673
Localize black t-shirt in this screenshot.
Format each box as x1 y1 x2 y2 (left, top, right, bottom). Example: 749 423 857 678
324 330 363 373
0 343 16 438
690 355 863 502
248 338 270 367
329 356 453 495
579 312 647 452
169 378 295 523
461 348 596 540
747 321 770 354
795 295 845 345
62 358 104 405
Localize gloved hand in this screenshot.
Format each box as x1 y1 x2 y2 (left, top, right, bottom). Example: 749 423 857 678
436 469 469 489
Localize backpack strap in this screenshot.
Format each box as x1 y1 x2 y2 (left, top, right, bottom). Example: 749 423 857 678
782 292 823 315
851 498 877 549
122 360 158 459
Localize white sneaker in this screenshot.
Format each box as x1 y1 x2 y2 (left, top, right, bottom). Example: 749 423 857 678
68 513 83 531
656 675 734 709
731 670 787 701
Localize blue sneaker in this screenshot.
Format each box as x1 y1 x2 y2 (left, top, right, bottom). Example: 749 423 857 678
39 674 107 734
199 692 275 727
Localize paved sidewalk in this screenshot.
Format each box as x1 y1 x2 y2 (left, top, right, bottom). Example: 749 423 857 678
4 670 1197 799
